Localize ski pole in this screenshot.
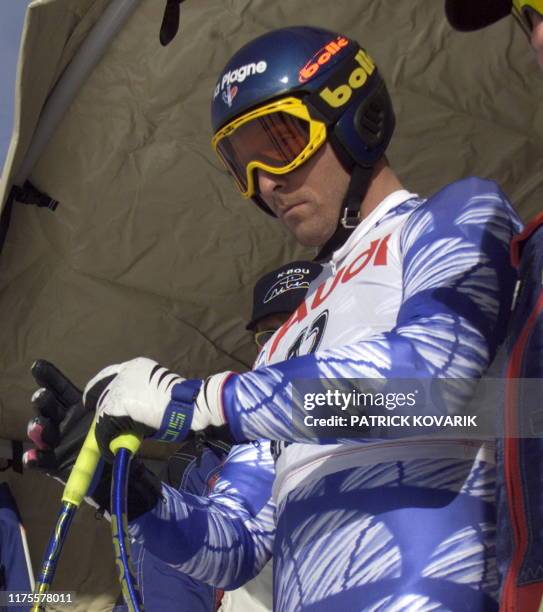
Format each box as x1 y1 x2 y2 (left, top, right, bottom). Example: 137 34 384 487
31 421 101 611
109 432 144 612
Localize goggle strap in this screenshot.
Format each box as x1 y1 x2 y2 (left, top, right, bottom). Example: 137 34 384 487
304 47 362 124
305 49 381 125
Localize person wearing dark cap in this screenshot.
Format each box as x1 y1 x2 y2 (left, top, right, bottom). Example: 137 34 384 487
247 261 323 351
445 3 543 611
445 1 543 67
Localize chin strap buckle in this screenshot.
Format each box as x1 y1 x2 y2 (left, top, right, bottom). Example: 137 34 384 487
340 207 361 229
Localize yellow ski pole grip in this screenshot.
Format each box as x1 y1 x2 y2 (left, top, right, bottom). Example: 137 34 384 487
61 420 101 506
109 432 142 456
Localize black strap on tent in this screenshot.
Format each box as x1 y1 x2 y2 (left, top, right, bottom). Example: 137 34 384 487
0 182 58 258
11 441 23 474
0 441 23 474
11 182 58 211
159 0 187 46
0 191 14 258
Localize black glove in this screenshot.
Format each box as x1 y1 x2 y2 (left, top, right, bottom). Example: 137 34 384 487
24 360 162 520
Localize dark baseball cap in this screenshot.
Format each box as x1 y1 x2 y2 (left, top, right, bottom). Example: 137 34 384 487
445 0 511 31
246 260 323 331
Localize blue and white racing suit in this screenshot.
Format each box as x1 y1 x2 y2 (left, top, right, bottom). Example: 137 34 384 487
131 178 522 611
114 441 232 611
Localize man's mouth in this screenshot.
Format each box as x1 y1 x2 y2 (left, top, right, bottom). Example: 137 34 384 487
280 201 307 218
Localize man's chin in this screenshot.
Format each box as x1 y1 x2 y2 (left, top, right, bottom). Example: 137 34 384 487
290 224 335 248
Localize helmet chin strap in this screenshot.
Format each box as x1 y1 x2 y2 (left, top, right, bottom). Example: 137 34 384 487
314 164 374 262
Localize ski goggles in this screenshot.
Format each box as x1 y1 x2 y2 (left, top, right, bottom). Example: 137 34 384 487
512 0 543 34
254 329 276 349
212 97 327 198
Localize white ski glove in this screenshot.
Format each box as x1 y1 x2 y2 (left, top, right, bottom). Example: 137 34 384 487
83 357 233 459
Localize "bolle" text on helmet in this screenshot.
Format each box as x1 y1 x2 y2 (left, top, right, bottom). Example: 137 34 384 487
319 50 375 108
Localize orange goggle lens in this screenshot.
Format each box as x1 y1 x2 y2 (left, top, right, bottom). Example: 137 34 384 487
216 112 310 193
254 329 276 349
212 98 327 198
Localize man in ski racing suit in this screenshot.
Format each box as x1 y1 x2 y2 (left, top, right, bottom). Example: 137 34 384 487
444 2 543 609
83 27 523 611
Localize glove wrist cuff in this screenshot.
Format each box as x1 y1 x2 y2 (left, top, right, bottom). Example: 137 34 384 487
156 379 203 442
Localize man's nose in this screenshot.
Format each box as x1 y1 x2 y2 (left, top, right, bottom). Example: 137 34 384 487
256 169 286 199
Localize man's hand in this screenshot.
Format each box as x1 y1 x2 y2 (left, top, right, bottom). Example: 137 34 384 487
24 359 112 511
25 359 162 520
83 357 233 461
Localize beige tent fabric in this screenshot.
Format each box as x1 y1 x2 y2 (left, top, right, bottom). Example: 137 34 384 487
2 0 543 440
0 0 542 608
0 0 108 212
0 0 310 443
